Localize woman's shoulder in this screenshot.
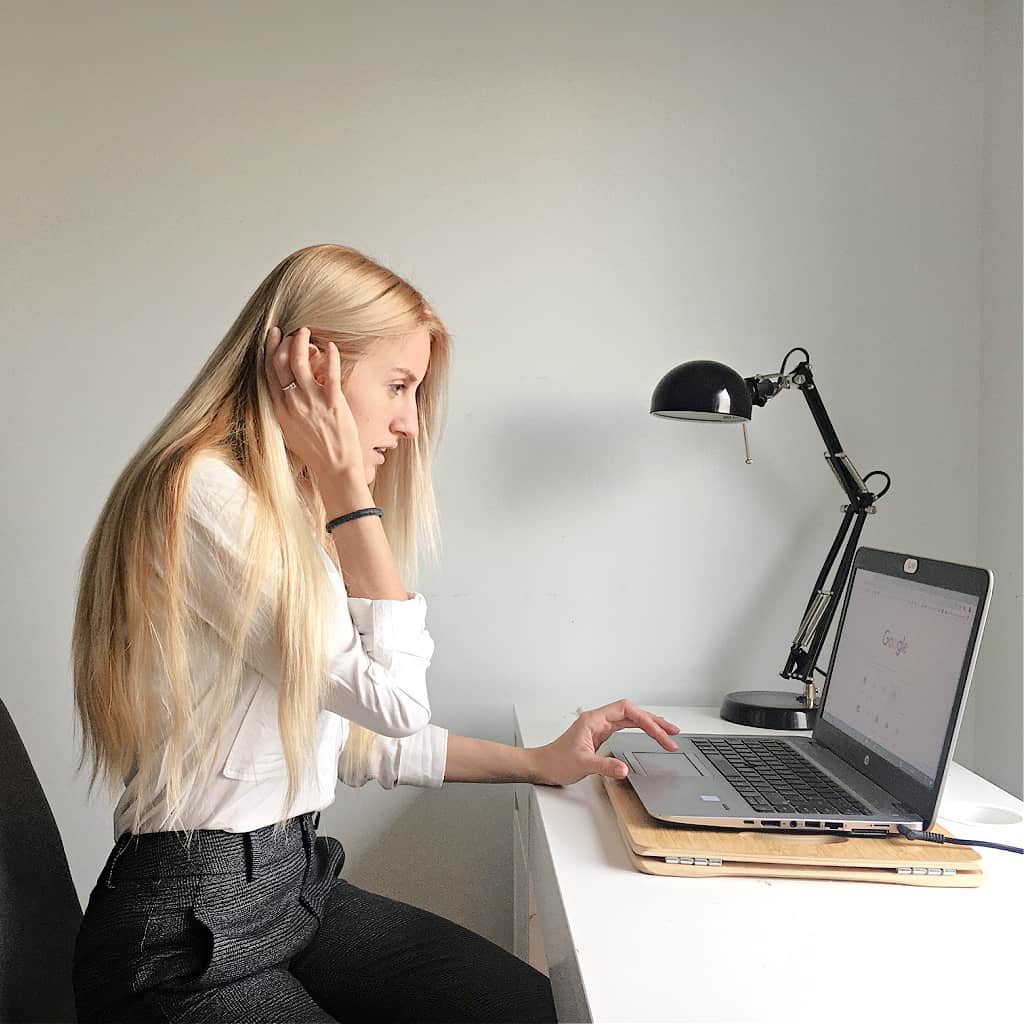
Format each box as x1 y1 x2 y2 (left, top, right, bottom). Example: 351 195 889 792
190 450 244 487
186 451 253 520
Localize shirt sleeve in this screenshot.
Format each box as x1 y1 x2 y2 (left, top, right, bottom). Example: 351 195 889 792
338 721 449 789
182 456 434 739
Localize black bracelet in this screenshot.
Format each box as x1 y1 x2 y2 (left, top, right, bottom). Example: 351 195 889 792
326 507 383 533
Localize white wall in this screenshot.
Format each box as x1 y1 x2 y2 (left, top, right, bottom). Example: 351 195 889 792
969 0 1022 797
2 1 1016 952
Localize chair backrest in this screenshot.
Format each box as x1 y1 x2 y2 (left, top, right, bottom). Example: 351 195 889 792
0 697 82 1022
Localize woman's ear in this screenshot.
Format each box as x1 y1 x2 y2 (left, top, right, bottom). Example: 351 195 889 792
309 342 329 386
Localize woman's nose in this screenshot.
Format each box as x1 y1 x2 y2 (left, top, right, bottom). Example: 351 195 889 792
393 404 419 440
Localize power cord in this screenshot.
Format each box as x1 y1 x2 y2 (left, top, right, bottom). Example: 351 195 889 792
896 823 1023 855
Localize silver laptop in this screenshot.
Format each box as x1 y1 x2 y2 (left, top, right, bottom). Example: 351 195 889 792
609 548 992 835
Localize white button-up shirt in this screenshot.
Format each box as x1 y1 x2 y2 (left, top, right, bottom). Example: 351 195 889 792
113 454 447 837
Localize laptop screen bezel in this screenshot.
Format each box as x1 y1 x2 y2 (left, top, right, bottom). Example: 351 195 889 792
812 547 991 825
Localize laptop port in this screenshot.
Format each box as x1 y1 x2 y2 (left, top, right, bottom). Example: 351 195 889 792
804 821 821 829
763 820 781 826
743 820 755 825
825 822 843 830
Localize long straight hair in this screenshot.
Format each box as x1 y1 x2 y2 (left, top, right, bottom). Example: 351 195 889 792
72 244 450 834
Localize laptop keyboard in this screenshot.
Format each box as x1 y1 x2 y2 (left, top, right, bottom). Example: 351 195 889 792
691 737 871 817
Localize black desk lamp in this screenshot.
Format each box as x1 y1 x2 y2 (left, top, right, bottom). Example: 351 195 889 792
650 347 891 730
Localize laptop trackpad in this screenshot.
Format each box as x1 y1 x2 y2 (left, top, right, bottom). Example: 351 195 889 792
634 752 705 777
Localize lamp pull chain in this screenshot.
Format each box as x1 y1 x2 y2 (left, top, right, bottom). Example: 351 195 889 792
742 422 753 464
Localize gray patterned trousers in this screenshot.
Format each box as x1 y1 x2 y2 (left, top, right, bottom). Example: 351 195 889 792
73 813 557 1022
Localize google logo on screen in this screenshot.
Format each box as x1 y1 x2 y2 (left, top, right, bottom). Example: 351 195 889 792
881 630 909 656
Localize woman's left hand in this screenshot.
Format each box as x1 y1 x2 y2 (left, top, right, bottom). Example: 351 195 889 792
531 699 681 786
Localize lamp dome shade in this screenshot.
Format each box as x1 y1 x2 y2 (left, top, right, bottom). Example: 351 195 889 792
650 359 752 421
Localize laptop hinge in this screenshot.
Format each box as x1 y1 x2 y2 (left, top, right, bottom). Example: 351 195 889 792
665 856 723 866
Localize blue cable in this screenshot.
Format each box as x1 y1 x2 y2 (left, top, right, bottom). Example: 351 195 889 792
896 824 1023 855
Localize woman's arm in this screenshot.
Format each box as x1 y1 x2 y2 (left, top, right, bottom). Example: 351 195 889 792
318 468 409 600
443 701 680 786
444 733 544 784
266 325 409 600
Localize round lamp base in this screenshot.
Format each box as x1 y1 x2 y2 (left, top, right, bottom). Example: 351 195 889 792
720 690 818 731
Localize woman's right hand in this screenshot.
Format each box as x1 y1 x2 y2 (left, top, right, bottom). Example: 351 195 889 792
264 326 364 479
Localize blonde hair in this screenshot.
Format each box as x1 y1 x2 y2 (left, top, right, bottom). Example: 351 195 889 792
72 244 450 835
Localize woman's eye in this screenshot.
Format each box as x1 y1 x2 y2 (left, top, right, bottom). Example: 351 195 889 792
389 383 407 394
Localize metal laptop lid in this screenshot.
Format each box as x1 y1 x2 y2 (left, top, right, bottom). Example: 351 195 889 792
812 547 993 829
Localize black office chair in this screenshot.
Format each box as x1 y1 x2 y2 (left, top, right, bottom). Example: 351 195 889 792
0 697 82 1022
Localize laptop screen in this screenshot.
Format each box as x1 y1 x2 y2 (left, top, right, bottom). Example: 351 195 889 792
819 568 979 787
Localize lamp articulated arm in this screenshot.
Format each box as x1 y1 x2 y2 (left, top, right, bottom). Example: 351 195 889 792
745 355 888 710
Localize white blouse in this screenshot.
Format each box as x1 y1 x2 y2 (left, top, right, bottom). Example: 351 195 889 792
112 454 448 837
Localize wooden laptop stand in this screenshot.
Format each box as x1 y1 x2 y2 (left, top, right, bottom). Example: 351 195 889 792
601 775 983 887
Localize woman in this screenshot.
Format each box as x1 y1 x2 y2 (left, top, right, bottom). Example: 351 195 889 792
71 243 681 1022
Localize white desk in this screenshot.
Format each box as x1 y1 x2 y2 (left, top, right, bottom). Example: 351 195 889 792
512 705 1024 1024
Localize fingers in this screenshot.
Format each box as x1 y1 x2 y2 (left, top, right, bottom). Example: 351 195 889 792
600 756 629 780
598 699 680 752
287 327 318 391
264 327 292 418
323 335 341 393
266 325 291 389
266 326 312 392
569 745 630 782
264 325 282 390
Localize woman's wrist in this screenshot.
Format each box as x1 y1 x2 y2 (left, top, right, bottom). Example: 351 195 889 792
314 465 375 519
314 465 408 600
525 745 554 786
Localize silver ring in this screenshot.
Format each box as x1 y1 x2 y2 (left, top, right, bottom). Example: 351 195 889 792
281 381 298 393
